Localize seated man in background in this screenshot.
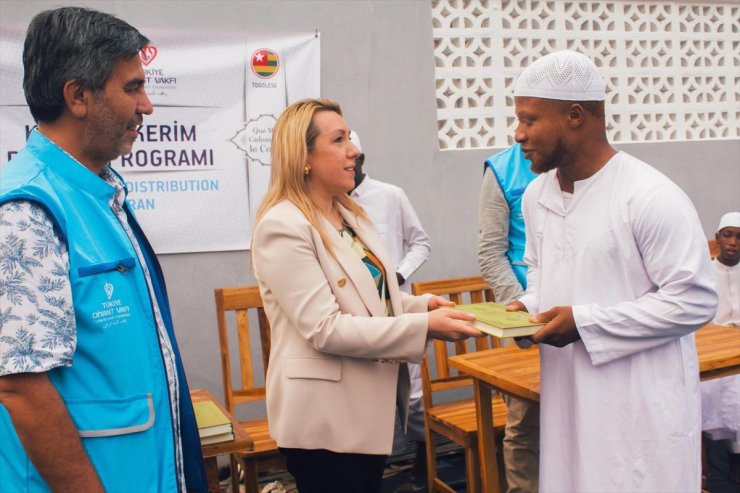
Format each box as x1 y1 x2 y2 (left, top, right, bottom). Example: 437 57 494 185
349 131 431 477
702 211 740 492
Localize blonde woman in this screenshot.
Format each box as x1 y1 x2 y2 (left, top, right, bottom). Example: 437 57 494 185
251 98 478 492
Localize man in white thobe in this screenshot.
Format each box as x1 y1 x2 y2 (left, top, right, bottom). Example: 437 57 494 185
349 132 431 295
508 50 718 492
701 212 740 489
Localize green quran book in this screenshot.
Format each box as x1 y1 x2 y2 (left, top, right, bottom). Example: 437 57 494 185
449 302 544 338
193 400 234 440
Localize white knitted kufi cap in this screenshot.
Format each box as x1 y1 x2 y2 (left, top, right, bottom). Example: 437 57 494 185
514 50 606 101
350 130 363 153
718 212 740 232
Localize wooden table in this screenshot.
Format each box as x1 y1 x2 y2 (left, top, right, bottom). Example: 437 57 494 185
448 324 740 493
695 324 740 380
190 389 254 493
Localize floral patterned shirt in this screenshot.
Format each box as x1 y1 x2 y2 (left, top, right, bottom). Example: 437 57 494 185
0 201 75 374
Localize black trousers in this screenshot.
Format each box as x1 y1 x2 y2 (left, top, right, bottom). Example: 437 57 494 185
279 447 387 493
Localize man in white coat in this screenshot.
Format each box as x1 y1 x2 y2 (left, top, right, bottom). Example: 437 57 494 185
349 132 431 295
507 50 718 492
349 131 431 475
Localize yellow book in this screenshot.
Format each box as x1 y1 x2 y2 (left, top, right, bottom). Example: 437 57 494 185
449 302 544 338
193 400 233 438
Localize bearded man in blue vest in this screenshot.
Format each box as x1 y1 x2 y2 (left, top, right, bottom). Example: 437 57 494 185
477 144 539 492
0 7 206 492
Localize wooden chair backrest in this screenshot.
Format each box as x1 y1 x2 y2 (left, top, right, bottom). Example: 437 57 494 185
708 239 719 259
214 286 271 414
411 275 500 409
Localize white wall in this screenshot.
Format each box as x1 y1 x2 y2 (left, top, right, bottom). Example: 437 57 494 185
3 0 738 416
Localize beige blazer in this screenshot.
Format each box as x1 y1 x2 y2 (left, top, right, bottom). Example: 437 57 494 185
252 200 431 455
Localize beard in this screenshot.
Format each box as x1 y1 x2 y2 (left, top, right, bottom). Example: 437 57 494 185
83 95 140 166
530 137 569 175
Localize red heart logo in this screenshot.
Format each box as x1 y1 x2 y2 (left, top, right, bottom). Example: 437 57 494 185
139 45 158 66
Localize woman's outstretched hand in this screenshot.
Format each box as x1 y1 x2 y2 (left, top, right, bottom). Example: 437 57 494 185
426 296 480 341
427 295 454 311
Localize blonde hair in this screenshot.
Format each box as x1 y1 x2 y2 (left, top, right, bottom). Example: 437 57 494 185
254 98 368 254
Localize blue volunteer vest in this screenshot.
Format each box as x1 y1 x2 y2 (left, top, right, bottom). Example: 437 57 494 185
0 131 206 493
483 144 536 289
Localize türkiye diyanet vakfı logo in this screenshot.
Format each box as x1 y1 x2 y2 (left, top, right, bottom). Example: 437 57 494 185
139 45 157 66
230 114 277 166
104 281 114 300
93 280 131 330
138 45 177 97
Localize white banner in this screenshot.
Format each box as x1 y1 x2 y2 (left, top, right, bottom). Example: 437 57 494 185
0 26 320 253
237 34 321 225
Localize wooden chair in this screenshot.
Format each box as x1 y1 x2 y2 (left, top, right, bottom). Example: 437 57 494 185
708 239 719 259
214 286 282 493
412 276 508 493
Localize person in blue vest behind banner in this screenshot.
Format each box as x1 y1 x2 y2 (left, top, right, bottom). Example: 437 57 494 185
0 7 206 492
477 143 539 492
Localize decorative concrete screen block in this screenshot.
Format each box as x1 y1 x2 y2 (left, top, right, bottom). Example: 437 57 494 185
432 0 739 150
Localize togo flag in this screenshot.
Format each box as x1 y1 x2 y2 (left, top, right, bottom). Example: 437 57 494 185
251 49 279 78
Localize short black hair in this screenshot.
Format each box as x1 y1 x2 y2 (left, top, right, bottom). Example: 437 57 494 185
578 100 604 118
23 7 149 122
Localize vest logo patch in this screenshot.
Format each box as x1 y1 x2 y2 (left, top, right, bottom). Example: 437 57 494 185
104 281 114 300
92 280 131 329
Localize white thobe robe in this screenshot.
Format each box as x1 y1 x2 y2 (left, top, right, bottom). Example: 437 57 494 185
701 259 740 451
711 259 740 327
519 152 718 492
350 175 431 402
